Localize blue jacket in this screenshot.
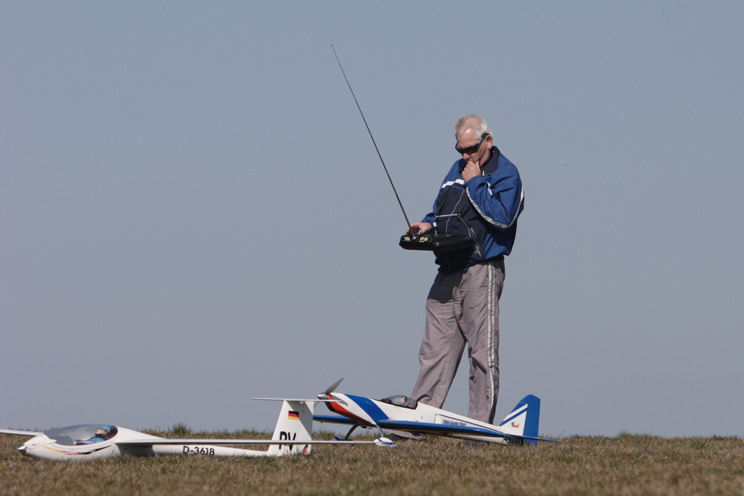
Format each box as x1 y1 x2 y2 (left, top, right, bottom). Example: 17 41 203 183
422 147 524 272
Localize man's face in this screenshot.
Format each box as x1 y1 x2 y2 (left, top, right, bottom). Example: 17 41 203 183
456 129 491 165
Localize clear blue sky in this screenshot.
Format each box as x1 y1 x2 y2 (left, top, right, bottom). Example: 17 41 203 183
2 1 742 437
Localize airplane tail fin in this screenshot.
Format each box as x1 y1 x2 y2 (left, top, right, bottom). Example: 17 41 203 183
497 394 541 446
266 400 314 456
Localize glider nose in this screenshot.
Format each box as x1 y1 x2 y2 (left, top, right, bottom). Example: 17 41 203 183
18 445 27 454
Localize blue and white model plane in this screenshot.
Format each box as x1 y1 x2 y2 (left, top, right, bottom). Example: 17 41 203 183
313 379 556 446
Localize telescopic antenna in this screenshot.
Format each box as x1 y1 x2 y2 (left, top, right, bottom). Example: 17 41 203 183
331 45 414 234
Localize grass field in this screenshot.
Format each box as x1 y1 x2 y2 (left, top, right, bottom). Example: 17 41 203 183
1 430 742 495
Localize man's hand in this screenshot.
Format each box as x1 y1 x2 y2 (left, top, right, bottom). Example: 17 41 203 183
406 222 433 236
461 159 481 182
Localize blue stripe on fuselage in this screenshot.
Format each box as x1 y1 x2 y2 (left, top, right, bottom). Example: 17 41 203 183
345 395 389 424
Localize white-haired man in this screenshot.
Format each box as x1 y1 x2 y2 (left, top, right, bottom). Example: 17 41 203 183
405 114 524 426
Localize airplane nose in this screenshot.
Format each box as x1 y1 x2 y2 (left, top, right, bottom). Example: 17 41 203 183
18 445 27 454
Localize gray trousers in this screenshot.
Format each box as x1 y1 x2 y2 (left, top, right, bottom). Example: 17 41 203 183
411 258 504 423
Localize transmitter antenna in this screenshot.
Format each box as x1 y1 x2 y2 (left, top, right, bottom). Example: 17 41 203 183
331 45 414 233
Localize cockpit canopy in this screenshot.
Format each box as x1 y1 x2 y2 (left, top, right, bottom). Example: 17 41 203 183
380 395 418 409
43 424 119 446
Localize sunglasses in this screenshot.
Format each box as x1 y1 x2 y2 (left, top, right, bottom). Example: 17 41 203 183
455 133 488 155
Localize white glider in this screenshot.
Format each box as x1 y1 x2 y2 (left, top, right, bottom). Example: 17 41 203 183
0 398 389 461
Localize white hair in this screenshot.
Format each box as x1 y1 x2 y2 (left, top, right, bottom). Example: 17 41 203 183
453 115 492 139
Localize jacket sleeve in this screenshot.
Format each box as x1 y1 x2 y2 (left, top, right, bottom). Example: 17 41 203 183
421 195 440 226
465 165 524 230
422 192 440 225
421 163 461 226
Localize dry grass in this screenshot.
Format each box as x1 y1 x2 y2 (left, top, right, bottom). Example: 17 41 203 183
1 431 743 495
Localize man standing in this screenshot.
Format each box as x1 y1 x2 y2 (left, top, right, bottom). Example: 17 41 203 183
406 114 524 424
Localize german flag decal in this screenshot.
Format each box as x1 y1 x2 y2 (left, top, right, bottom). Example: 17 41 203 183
288 411 300 421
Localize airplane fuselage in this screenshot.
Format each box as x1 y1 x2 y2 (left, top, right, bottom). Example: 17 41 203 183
15 425 283 461
325 393 522 445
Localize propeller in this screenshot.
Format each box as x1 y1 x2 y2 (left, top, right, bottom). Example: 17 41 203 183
324 378 344 395
318 378 344 400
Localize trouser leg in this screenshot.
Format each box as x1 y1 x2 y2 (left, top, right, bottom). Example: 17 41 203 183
459 259 504 423
411 271 466 409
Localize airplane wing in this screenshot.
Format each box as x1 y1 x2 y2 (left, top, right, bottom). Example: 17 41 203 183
117 438 379 446
0 429 43 436
313 415 555 443
375 420 557 444
312 414 364 426
253 398 334 402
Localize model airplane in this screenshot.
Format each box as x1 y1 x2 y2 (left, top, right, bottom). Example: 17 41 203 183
0 398 391 461
313 379 556 446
